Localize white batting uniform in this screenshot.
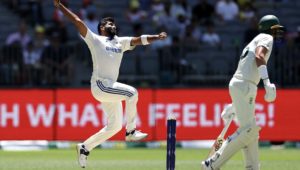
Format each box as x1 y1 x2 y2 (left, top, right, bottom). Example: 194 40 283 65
208 33 273 170
81 29 138 151
232 33 273 126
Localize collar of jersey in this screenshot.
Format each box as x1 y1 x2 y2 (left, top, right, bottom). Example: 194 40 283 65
106 35 118 41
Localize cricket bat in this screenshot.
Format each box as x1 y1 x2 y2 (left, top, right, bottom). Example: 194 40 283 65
206 114 234 158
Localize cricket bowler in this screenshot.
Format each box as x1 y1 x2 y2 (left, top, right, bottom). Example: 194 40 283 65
53 0 167 168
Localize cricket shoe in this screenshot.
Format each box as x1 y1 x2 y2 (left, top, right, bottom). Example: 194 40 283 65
201 159 220 170
125 129 148 141
76 143 90 168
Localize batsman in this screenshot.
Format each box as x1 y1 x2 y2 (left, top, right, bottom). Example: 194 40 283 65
201 15 284 170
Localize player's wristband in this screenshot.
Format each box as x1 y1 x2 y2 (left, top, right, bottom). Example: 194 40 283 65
141 35 150 45
263 79 271 86
258 65 269 80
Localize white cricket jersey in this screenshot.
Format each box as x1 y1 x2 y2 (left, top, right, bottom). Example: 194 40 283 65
82 29 133 82
233 33 273 85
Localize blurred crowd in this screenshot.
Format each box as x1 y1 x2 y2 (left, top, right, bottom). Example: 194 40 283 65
0 0 299 87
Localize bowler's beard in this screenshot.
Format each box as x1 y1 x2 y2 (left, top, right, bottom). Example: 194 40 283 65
105 27 116 40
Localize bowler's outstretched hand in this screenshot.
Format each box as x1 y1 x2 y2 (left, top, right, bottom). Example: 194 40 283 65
158 32 167 40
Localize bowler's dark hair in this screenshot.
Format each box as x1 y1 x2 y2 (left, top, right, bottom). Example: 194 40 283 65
97 17 115 35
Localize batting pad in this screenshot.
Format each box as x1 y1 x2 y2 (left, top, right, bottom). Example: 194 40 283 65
242 137 260 170
209 125 260 169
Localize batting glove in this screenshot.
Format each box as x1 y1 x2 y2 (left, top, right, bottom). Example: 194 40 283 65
264 79 276 102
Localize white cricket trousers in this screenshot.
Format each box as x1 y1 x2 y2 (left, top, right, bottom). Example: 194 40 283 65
83 78 138 151
229 77 257 128
229 77 260 170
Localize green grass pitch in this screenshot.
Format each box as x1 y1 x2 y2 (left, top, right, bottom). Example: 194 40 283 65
0 148 299 170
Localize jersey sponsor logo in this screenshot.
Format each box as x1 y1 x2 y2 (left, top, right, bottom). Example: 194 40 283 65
106 46 122 53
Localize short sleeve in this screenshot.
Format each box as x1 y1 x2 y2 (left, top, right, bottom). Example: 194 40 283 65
118 37 135 52
81 29 98 47
257 35 273 51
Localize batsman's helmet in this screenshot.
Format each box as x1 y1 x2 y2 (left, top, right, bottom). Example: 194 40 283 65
258 15 284 32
